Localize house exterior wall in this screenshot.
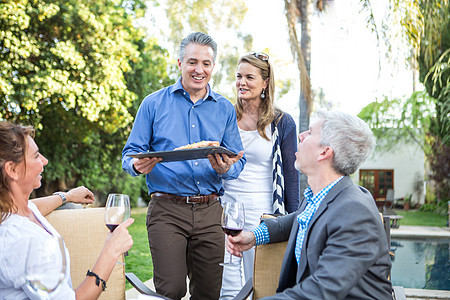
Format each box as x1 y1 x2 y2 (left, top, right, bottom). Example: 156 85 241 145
350 142 426 205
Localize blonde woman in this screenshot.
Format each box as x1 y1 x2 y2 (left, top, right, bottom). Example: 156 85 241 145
220 52 300 299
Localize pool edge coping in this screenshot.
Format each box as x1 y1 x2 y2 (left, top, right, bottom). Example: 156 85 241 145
404 288 450 299
391 225 450 239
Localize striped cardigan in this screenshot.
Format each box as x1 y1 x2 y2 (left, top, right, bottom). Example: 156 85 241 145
271 112 300 214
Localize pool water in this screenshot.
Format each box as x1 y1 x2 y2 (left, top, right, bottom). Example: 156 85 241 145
390 238 450 290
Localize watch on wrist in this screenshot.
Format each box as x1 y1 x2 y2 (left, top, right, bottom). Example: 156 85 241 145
53 192 67 206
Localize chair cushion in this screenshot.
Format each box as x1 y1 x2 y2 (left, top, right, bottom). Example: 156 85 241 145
253 241 288 299
46 208 125 300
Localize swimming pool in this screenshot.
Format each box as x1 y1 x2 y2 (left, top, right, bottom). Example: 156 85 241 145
390 238 450 290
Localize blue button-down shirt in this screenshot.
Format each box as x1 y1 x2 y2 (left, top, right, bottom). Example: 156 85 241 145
122 78 246 196
253 176 344 264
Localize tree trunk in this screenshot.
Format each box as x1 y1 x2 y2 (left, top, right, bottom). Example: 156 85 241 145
298 0 313 196
298 0 312 133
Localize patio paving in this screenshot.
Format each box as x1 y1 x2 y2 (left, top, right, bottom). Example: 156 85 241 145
126 278 189 300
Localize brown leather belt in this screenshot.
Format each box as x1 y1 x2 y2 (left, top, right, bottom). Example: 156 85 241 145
151 192 218 204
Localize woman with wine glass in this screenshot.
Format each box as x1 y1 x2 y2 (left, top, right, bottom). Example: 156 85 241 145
0 122 134 299
220 52 300 299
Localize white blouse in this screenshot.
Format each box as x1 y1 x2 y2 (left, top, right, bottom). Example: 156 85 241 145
0 202 75 300
223 126 273 194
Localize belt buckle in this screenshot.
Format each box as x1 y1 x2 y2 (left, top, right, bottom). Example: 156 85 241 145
186 196 195 204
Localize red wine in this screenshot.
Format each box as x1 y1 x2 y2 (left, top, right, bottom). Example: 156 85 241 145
106 223 128 256
222 227 242 237
106 224 119 232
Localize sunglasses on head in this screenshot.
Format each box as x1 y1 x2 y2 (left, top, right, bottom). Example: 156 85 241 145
249 52 269 62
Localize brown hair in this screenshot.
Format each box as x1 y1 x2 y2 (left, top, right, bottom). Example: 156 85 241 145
235 54 283 140
0 122 35 224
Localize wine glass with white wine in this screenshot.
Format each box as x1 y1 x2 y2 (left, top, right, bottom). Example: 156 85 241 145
24 235 67 299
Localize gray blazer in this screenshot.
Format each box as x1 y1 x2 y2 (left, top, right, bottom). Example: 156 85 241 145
262 176 393 299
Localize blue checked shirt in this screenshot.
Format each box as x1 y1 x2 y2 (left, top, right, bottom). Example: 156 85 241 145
253 176 344 264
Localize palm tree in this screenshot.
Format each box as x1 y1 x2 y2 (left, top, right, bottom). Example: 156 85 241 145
387 0 449 201
284 0 314 134
284 0 378 194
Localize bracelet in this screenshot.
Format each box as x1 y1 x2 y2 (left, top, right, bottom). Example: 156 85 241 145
53 192 67 206
86 270 107 291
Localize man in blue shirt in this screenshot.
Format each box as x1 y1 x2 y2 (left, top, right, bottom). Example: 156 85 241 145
122 32 245 300
226 111 392 299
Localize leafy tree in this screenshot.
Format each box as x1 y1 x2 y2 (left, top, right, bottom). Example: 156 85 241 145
360 0 449 202
388 0 449 144
394 0 448 201
147 0 249 100
0 0 173 203
358 91 435 154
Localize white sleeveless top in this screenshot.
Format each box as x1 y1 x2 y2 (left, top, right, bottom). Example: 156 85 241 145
223 126 272 194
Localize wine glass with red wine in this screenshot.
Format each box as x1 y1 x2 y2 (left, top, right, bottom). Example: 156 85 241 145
220 201 245 266
105 193 130 264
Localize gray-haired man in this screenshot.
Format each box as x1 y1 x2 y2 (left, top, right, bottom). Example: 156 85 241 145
227 111 392 299
122 32 246 299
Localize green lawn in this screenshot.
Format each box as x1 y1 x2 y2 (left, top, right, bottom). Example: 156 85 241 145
124 208 448 290
125 210 153 290
395 210 448 226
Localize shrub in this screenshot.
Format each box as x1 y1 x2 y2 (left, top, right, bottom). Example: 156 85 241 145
419 199 448 216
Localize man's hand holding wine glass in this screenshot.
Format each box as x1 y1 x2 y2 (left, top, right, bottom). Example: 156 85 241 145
220 202 245 266
225 231 256 257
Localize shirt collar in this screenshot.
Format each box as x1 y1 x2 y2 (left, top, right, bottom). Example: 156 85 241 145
171 77 217 102
303 176 345 204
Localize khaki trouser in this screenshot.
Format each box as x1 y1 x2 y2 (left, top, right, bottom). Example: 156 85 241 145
147 195 224 300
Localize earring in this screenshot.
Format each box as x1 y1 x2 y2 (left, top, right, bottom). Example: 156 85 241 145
261 89 266 99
